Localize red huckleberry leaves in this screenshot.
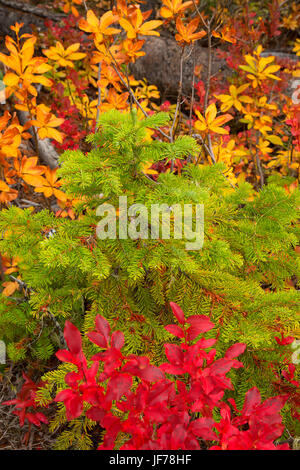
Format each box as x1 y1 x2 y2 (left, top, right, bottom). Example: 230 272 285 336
186 315 215 340
164 324 185 338
169 302 185 324
64 320 82 355
48 303 292 450
224 343 246 359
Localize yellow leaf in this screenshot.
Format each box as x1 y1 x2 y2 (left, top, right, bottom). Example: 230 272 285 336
265 135 283 146
2 281 18 297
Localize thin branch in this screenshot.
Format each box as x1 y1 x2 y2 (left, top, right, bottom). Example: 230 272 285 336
204 19 212 112
20 198 42 207
170 46 185 142
142 172 159 184
191 0 208 28
82 0 88 12
46 311 67 349
189 48 196 137
0 255 4 281
193 133 216 164
192 133 236 188
207 133 215 163
255 132 264 188
95 61 102 135
169 46 186 171
125 64 133 112
110 62 148 118
109 59 171 141
192 3 217 170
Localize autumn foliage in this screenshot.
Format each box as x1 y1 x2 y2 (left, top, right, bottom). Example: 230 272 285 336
37 302 291 450
0 0 299 451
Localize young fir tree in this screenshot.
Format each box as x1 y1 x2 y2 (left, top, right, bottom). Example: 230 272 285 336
0 110 299 434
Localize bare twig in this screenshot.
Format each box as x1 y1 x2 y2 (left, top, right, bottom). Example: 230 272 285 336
20 198 42 207
187 49 196 164
207 133 215 164
0 254 4 281
107 50 171 142
191 0 208 28
193 133 216 164
82 0 88 12
95 61 102 135
125 64 133 112
204 19 212 112
26 97 39 158
110 61 150 119
189 48 196 137
46 311 67 349
192 133 236 188
142 172 159 184
170 46 185 171
191 3 218 167
255 132 264 188
170 46 185 142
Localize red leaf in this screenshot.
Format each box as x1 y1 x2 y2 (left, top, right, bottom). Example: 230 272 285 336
170 302 185 324
187 315 215 340
26 412 42 427
64 321 82 355
241 387 261 416
19 409 26 427
55 389 75 402
106 374 132 401
139 365 165 382
86 406 105 422
170 424 187 448
147 381 173 406
55 389 83 420
160 363 185 375
275 333 295 345
165 324 185 338
197 338 216 349
82 386 102 405
1 399 18 406
227 397 239 414
95 315 110 341
225 343 246 359
123 357 165 381
65 371 83 388
35 412 48 424
67 394 83 420
111 331 125 350
164 344 184 365
87 331 108 348
209 358 241 375
190 417 217 440
55 349 77 364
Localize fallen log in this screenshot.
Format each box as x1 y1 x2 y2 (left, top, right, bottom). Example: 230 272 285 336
130 34 225 99
0 1 298 105
0 0 64 36
0 1 224 100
